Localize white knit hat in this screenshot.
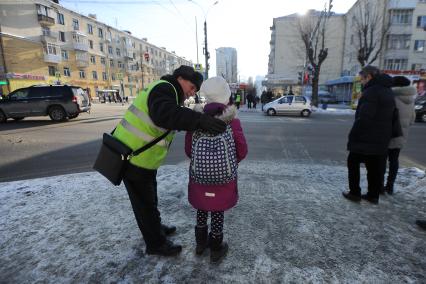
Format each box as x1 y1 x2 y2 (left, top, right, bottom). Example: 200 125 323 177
199 76 231 105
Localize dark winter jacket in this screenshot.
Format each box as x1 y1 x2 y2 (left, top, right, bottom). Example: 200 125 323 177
185 103 248 211
147 74 203 131
347 74 396 155
388 85 416 149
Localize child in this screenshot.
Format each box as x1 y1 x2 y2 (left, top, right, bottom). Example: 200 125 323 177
185 76 248 263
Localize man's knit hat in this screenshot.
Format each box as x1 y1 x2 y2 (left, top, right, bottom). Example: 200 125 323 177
199 76 231 105
392 76 411 87
173 65 203 91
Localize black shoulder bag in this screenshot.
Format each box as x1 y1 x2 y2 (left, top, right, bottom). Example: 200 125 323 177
93 130 170 186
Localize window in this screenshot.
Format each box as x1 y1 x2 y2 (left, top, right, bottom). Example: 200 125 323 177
45 43 57 55
133 52 136 59
414 40 425 52
12 89 29 100
92 71 98 80
384 59 408 70
42 27 51 36
108 45 113 55
90 55 96 64
116 48 121 56
100 57 106 65
110 59 114 67
99 43 104 52
390 9 413 25
87 24 93 34
37 4 49 17
118 61 123 68
102 72 107 81
98 28 103 38
417 16 426 28
412 63 423 71
63 67 71 77
72 18 79 30
111 73 116 81
79 70 86 79
57 12 64 25
61 50 68 60
387 34 411 49
88 40 93 49
48 66 56 76
59 31 65 42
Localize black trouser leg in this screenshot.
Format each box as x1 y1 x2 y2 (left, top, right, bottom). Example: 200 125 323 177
123 164 165 248
387 148 400 187
210 211 224 236
347 152 362 195
365 154 386 199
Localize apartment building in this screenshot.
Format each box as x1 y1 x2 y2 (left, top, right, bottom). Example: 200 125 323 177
343 0 426 75
0 0 192 98
216 47 238 83
266 11 345 94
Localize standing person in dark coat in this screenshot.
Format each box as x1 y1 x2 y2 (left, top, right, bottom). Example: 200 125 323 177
383 76 416 194
342 66 396 204
113 65 227 257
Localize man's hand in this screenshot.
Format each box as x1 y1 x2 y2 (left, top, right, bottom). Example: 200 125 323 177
199 114 227 135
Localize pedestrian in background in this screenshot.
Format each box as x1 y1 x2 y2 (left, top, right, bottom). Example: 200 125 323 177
235 91 241 109
112 66 227 257
383 76 416 194
185 76 248 263
342 66 396 204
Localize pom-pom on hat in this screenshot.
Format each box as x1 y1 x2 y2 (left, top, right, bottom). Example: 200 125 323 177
173 65 203 91
199 76 231 105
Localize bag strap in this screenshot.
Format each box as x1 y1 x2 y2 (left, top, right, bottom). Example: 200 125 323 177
131 130 171 157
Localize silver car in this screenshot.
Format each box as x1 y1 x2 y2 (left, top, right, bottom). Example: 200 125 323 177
263 95 312 117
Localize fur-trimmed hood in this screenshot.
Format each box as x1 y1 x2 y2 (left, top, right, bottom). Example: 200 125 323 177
392 85 417 105
192 102 237 124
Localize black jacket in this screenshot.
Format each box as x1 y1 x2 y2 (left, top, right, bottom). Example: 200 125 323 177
147 75 202 131
347 74 396 155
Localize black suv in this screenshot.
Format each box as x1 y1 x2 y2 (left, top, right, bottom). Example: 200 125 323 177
0 85 90 122
415 96 426 122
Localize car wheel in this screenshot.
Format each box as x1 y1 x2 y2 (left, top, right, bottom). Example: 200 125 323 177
0 110 6 123
301 109 311 117
13 117 25 121
267 108 276 116
49 106 66 122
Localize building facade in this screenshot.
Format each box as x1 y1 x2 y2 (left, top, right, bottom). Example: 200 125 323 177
0 0 192 98
216 47 237 83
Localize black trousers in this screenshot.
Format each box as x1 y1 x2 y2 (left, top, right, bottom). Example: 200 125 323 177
123 163 166 248
386 148 401 187
347 152 387 198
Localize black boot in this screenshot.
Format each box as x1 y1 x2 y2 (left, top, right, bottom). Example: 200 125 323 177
195 225 208 255
384 184 394 195
416 220 426 230
210 233 228 263
146 240 182 256
161 224 176 236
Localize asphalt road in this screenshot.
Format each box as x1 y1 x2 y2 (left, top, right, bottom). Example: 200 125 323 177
1 104 425 182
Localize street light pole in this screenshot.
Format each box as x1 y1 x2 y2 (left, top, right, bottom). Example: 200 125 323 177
203 20 209 79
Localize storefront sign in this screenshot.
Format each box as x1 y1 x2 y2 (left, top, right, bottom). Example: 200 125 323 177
6 73 46 80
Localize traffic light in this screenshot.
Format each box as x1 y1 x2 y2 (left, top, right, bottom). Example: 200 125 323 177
298 71 303 85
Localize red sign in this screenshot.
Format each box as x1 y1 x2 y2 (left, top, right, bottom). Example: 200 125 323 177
144 52 149 61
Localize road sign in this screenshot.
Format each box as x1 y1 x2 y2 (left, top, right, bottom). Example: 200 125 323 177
55 71 61 78
194 63 203 72
117 73 123 80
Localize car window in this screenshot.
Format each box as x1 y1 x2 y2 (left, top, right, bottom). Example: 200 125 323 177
294 96 306 103
279 97 288 104
29 87 51 98
11 89 30 100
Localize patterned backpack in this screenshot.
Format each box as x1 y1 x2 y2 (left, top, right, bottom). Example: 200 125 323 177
190 125 238 185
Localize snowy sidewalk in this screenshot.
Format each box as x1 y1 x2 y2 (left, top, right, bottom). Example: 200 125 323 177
1 160 425 283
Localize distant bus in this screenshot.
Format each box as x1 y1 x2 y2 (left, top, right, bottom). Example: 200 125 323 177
351 76 362 110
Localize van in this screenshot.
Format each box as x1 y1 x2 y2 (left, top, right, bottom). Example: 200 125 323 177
0 85 91 122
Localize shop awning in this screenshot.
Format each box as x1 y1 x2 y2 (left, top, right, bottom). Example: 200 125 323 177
325 76 355 86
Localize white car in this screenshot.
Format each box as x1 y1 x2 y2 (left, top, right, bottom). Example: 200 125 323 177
263 95 312 117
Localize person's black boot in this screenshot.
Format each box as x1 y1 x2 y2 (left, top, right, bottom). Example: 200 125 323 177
416 220 426 230
361 194 379 204
146 240 182 256
161 224 176 236
342 191 361 202
384 184 394 195
210 233 228 264
195 225 208 255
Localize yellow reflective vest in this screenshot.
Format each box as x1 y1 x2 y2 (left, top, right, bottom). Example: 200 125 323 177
113 80 178 169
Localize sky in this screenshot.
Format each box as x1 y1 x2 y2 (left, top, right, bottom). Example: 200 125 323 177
60 0 358 81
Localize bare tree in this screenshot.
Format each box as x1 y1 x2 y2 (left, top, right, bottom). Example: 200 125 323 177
298 0 333 107
351 0 390 67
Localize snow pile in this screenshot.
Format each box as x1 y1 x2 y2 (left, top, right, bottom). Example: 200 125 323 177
312 106 355 115
0 160 425 283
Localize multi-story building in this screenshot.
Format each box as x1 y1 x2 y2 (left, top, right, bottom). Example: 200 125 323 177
216 47 238 83
0 0 192 98
266 11 345 94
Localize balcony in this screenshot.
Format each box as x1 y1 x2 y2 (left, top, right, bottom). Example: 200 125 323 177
40 31 57 43
76 59 89 68
38 14 55 26
44 53 61 63
72 42 89 52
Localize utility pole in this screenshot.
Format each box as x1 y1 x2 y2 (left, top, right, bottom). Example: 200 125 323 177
203 20 209 79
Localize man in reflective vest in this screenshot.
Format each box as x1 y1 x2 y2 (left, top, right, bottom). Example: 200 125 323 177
113 65 227 256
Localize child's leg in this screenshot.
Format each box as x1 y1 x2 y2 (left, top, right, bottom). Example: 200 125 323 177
195 210 209 255
210 211 228 263
210 211 224 237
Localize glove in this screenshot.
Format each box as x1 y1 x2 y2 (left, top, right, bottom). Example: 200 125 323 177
199 114 227 135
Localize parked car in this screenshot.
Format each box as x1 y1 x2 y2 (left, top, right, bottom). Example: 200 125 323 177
415 96 426 122
0 85 91 122
263 95 312 117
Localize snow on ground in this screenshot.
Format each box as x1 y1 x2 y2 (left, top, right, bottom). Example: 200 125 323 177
1 160 425 283
312 106 355 115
